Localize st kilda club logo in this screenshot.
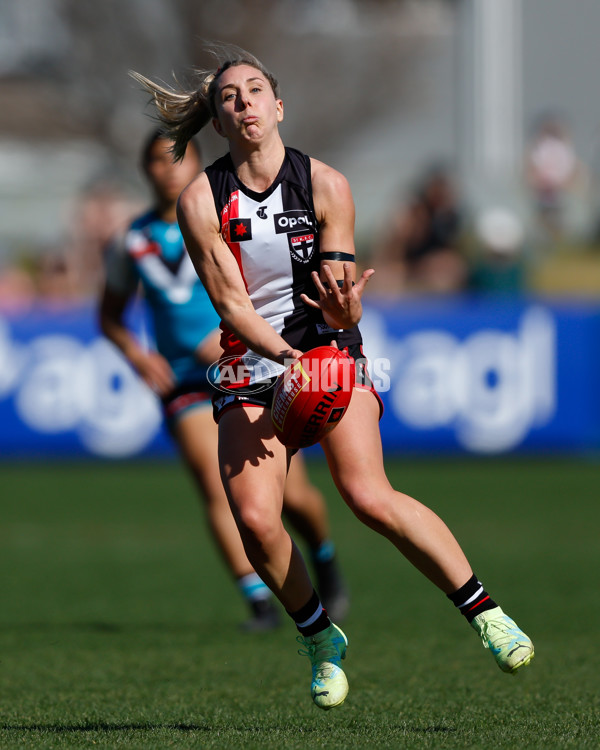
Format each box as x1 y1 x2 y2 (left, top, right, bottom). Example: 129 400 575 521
289 232 315 263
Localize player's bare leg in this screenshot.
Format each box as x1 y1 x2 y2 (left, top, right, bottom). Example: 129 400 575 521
219 405 349 708
217 406 315 611
173 407 279 630
322 389 472 592
322 387 533 672
283 452 349 621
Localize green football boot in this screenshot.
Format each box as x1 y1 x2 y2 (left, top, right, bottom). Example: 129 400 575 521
297 623 348 709
471 606 534 673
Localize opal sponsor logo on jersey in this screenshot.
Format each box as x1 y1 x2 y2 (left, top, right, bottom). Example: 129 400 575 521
274 210 315 233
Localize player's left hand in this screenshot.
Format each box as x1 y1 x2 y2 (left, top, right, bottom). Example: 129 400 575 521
278 346 303 368
301 263 374 329
194 330 223 365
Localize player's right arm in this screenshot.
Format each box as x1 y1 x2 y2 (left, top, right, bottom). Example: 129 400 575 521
99 238 175 395
177 173 302 364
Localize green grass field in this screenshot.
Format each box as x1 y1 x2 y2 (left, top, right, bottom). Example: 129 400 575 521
1 456 598 749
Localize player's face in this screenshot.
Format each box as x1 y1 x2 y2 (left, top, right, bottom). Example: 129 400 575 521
212 64 283 143
145 139 200 204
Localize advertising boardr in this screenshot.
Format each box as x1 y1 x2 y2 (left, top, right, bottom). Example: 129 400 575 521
1 298 600 459
360 305 556 453
0 311 165 458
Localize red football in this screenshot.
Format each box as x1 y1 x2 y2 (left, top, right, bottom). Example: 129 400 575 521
271 346 355 449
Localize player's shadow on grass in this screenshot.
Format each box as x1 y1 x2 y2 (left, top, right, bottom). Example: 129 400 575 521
411 726 457 734
1 722 210 733
2 721 457 735
0 621 214 634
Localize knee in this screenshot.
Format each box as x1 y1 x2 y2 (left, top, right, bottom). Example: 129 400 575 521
236 503 282 550
340 480 394 532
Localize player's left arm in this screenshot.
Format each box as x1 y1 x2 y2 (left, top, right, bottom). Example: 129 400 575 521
301 158 374 329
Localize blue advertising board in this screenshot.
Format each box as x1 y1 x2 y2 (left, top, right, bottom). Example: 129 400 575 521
1 297 599 459
0 303 171 459
360 298 600 455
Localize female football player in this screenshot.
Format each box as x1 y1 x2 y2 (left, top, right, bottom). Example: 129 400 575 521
130 44 533 710
99 129 348 632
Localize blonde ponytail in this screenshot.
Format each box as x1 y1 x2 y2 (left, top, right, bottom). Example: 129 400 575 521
128 70 214 162
130 43 279 161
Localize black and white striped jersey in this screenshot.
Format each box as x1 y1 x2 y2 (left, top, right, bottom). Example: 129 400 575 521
205 147 362 388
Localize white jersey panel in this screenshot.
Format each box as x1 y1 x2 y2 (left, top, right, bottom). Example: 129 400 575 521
236 188 294 335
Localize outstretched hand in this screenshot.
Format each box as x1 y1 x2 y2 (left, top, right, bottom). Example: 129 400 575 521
131 349 175 396
300 263 374 330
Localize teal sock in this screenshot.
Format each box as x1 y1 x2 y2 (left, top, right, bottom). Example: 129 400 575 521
311 540 335 564
238 572 271 605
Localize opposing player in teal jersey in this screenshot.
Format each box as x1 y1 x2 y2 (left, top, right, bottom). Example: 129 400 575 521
99 130 348 630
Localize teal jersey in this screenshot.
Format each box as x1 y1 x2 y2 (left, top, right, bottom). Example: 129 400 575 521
105 209 220 385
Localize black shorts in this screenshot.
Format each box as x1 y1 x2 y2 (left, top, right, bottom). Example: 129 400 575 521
212 342 383 424
162 381 214 428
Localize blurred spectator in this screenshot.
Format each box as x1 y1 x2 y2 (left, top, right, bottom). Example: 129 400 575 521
33 249 83 307
368 163 468 296
469 208 527 295
525 113 585 243
65 179 143 299
0 181 143 311
0 264 37 313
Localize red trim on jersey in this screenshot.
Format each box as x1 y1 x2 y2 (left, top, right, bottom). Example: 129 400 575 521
219 326 246 357
219 189 251 362
221 190 248 291
129 238 161 259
